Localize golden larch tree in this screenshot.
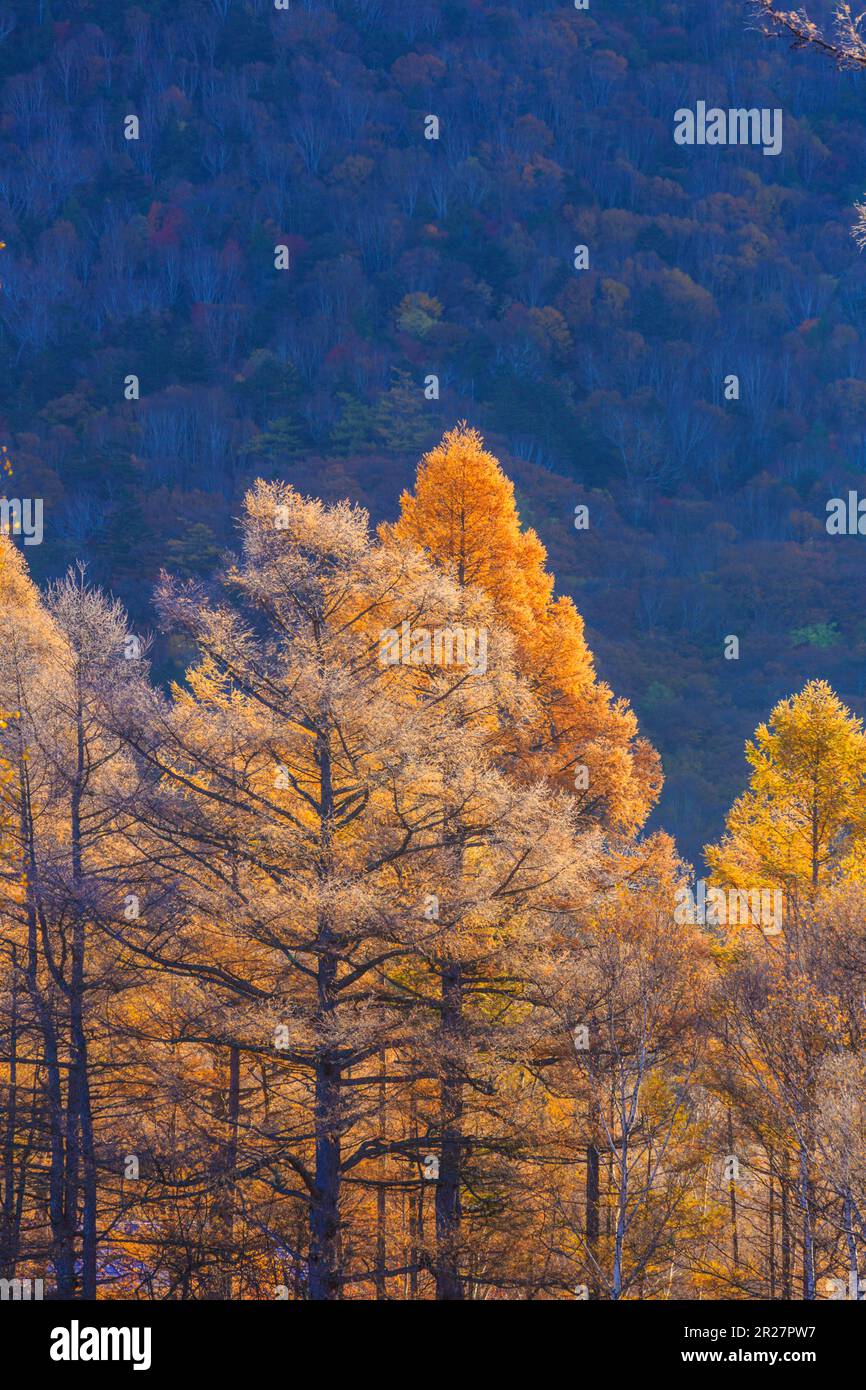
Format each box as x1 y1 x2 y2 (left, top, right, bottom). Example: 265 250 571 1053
382 424 662 832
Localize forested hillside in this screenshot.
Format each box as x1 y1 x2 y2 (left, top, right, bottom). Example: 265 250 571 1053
2 0 866 861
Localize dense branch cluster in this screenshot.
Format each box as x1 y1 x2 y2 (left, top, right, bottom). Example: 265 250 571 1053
754 2 866 68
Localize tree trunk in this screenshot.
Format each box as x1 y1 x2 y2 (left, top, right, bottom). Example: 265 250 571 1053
308 724 342 1302
211 1044 240 1299
20 768 69 1296
1 948 19 1276
768 1158 776 1300
798 1142 815 1300
70 692 97 1299
309 945 341 1301
781 1151 792 1299
585 1140 600 1296
434 959 464 1301
844 1188 860 1301
727 1107 739 1271
374 1051 387 1299
408 1090 419 1299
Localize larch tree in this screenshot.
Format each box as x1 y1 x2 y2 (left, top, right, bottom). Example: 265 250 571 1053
0 538 153 1297
381 426 678 1298
520 835 714 1300
706 681 866 1300
381 423 662 834
113 480 599 1301
706 679 866 927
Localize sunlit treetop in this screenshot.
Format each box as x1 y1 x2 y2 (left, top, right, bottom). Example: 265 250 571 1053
383 424 662 833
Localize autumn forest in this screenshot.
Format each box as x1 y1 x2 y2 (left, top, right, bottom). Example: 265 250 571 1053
2 423 866 1304
3 0 866 1318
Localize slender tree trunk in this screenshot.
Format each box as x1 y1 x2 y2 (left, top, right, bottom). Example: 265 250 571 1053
781 1151 792 1300
727 1107 739 1271
408 1090 419 1299
308 718 343 1301
844 1188 860 1301
375 1051 387 1299
69 990 97 1298
612 1145 628 1300
768 1159 776 1300
585 1137 600 1297
212 1044 240 1299
435 959 464 1301
70 691 97 1299
1 948 19 1275
309 940 341 1301
20 768 68 1295
798 1141 815 1300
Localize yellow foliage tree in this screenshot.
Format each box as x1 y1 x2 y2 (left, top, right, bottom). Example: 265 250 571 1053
381 423 661 832
705 679 866 1298
706 679 866 924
